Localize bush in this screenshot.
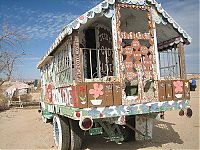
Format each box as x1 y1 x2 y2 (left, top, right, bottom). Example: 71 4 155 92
0 92 9 111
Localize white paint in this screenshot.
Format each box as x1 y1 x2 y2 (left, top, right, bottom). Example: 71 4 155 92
52 87 73 106
153 23 161 80
90 99 102 106
111 7 120 77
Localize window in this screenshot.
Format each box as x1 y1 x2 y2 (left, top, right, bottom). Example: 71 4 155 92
120 8 149 33
54 41 73 85
159 47 180 79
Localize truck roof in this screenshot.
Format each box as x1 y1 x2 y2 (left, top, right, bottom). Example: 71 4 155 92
37 0 191 69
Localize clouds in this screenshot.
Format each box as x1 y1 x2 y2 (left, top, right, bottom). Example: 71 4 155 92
0 4 78 40
18 57 40 60
157 0 199 73
22 12 77 39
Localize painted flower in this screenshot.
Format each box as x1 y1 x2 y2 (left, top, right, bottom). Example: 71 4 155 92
173 81 183 93
89 83 104 99
79 85 86 92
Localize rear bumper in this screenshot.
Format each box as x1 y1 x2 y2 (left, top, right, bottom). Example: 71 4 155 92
41 99 190 120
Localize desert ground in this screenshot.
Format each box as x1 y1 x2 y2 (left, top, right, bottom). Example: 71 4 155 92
0 81 199 150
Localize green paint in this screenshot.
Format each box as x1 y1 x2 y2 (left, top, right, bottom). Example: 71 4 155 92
89 127 103 135
42 109 54 119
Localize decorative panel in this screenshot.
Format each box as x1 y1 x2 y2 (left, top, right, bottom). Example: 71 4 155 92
172 80 184 100
184 80 190 99
158 81 166 101
165 80 173 101
113 83 122 106
88 82 105 107
76 83 88 108
72 31 82 82
45 83 53 103
51 86 77 107
104 83 114 106
69 86 78 107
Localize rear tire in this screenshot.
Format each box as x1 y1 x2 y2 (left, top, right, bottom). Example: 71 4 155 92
53 115 70 150
69 119 83 150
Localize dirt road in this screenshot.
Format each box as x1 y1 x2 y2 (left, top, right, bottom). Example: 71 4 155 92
0 87 199 149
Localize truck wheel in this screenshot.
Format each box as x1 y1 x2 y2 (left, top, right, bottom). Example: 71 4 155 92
53 115 70 150
69 119 83 150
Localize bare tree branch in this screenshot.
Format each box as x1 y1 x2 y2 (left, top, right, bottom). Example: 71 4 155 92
0 22 28 86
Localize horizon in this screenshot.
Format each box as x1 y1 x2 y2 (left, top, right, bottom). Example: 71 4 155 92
0 0 199 80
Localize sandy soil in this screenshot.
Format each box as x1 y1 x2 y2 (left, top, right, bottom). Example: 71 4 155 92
0 83 199 149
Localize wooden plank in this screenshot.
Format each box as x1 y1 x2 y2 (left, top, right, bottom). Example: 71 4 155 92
158 81 166 102
165 80 173 101
184 80 190 99
76 83 88 108
177 43 186 79
104 83 114 106
113 83 122 106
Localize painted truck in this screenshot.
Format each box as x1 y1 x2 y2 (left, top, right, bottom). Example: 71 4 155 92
37 0 192 149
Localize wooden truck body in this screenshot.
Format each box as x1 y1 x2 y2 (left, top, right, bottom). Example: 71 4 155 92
37 0 192 149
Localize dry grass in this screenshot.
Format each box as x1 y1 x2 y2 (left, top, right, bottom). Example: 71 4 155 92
0 90 9 111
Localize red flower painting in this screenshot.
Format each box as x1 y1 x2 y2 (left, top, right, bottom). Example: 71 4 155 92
89 83 104 99
173 81 183 93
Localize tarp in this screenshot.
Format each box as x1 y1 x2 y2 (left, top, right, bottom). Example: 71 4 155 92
5 82 29 98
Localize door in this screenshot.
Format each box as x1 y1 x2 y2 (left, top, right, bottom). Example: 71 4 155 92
116 4 157 104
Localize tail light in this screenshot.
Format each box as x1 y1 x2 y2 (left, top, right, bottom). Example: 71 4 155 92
79 117 93 130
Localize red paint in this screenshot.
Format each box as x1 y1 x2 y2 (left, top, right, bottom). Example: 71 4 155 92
76 111 81 118
46 84 52 102
173 81 183 93
70 86 78 107
79 85 86 92
79 15 84 20
89 83 104 99
100 113 103 118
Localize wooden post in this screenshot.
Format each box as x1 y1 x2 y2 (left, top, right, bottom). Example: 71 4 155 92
177 42 186 79
72 30 82 83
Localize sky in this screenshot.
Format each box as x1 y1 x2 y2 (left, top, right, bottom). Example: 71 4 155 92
0 0 199 80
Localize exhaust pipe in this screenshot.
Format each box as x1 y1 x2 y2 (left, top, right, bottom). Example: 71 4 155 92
79 117 93 131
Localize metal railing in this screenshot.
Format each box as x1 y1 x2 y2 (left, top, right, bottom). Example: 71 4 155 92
159 48 180 79
81 48 114 79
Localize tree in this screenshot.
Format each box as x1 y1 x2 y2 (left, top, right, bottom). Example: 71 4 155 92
0 23 26 86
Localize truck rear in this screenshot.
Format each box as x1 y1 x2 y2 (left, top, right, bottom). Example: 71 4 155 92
37 0 192 149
